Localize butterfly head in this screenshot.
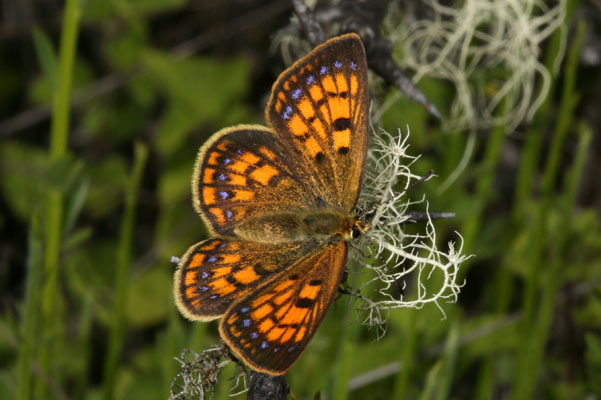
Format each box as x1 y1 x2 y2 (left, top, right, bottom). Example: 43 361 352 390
351 218 371 239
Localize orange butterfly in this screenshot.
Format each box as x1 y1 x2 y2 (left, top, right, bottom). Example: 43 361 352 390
174 33 369 375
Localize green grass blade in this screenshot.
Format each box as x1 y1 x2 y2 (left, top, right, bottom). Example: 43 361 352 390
32 27 58 91
392 309 418 399
513 120 591 399
36 0 81 397
511 20 586 400
103 142 148 400
434 324 459 400
16 212 43 400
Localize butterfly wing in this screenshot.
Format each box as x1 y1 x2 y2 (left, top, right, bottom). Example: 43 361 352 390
266 33 369 211
174 238 322 321
219 240 348 375
193 125 320 236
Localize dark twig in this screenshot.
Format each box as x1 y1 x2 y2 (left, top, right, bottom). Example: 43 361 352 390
291 0 324 45
405 211 456 222
367 43 443 120
247 371 289 400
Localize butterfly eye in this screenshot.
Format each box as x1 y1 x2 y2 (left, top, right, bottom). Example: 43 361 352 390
351 220 370 239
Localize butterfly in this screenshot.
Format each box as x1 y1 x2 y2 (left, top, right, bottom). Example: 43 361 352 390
174 33 369 375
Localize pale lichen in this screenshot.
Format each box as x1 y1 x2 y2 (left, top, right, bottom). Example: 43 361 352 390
383 0 566 132
350 127 468 338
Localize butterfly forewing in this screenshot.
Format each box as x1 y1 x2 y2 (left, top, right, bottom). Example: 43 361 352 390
193 125 318 236
266 33 369 210
219 241 348 375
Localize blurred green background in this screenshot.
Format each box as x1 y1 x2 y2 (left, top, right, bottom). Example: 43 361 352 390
1 0 600 399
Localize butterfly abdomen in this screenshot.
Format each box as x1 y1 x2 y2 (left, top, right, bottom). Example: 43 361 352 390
234 209 354 243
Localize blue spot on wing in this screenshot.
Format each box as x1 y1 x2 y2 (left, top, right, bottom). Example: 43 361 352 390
292 88 302 99
320 65 327 75
282 105 293 120
334 60 342 68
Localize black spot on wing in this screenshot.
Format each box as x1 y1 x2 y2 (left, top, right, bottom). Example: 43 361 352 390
333 118 351 131
296 298 315 308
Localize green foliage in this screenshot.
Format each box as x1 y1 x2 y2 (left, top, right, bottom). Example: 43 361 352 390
2 0 600 399
0 142 49 220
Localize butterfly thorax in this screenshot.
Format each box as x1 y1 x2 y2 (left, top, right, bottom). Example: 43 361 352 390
234 208 355 244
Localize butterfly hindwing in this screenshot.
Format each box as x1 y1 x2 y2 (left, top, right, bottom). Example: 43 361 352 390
219 241 348 375
266 33 369 210
175 238 323 321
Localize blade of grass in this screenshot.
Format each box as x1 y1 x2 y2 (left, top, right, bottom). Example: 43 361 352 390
103 142 148 400
73 293 94 400
477 2 579 396
434 323 459 400
32 27 58 91
329 271 362 400
511 19 585 400
161 303 185 396
419 360 442 400
36 0 80 397
392 309 418 399
16 211 43 400
513 120 591 399
461 98 508 260
517 17 584 345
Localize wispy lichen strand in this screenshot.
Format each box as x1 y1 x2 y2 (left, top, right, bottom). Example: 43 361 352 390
352 128 467 337
385 0 566 131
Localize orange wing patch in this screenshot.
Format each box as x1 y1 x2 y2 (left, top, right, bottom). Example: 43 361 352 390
309 85 324 102
288 114 309 139
249 164 279 186
203 187 216 206
234 266 260 285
